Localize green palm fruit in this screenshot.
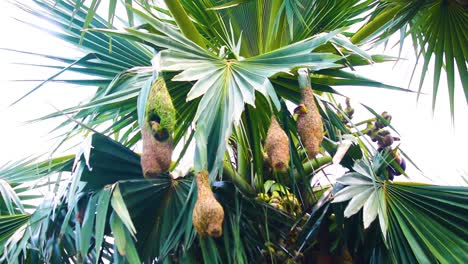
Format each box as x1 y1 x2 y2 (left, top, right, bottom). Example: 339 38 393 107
277 251 286 259
269 202 281 209
146 78 176 141
269 196 282 204
267 246 275 254
269 202 280 209
257 193 270 202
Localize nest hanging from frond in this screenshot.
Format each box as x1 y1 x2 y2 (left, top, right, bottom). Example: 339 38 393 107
265 116 290 172
192 170 225 237
140 77 176 178
296 87 323 159
146 78 176 141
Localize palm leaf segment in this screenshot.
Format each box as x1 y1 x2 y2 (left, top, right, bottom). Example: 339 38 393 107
332 159 387 233
333 157 468 263
410 0 468 115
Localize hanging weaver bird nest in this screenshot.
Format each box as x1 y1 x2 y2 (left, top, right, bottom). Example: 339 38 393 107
295 87 323 159
146 77 176 141
264 116 290 172
140 77 176 178
192 170 225 237
140 126 173 178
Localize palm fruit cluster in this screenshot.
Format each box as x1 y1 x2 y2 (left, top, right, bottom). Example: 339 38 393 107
257 182 302 217
260 241 304 263
386 148 406 180
363 112 405 180
295 86 324 159
192 170 225 237
364 111 396 151
264 116 290 172
337 98 354 125
259 215 309 262
140 77 176 178
269 191 302 217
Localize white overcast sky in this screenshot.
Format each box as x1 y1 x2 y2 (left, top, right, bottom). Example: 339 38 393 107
0 0 467 185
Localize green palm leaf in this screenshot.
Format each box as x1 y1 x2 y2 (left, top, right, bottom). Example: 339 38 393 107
183 0 377 54
352 0 468 118
333 156 468 263
0 214 30 252
386 183 468 263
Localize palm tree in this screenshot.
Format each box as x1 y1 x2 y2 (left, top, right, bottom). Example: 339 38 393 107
1 0 467 263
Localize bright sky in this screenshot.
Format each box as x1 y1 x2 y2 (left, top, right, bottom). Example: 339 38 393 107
0 1 467 186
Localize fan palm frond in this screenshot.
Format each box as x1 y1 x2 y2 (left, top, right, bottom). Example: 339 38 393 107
352 0 468 118
332 155 468 263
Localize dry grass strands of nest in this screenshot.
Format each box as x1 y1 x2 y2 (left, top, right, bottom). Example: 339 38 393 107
265 116 290 172
140 126 173 178
296 87 323 159
192 170 224 237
